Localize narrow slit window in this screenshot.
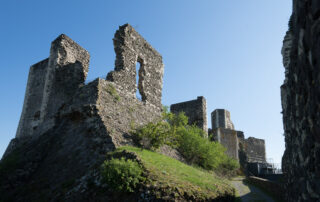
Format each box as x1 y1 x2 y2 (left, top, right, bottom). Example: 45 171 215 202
136 61 142 101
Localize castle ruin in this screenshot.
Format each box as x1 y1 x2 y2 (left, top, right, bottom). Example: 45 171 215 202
170 96 208 136
4 24 164 158
170 98 267 165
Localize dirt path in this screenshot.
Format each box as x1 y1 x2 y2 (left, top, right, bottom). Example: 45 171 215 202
231 176 275 202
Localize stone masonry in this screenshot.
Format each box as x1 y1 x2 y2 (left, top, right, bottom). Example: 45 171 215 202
169 98 266 162
211 128 239 160
6 24 164 155
16 34 90 138
211 109 234 130
1 24 165 201
281 1 320 201
107 24 164 110
210 109 266 163
170 96 208 134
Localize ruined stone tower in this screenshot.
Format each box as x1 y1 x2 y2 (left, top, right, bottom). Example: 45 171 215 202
1 24 167 201
170 96 208 135
16 35 90 138
6 24 164 157
210 109 266 162
211 109 234 130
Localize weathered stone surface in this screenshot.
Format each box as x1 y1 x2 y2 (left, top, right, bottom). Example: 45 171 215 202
209 109 266 164
211 109 234 130
211 128 239 160
107 24 164 111
1 24 164 201
15 34 90 138
16 59 48 138
281 1 320 201
244 137 266 163
170 96 208 135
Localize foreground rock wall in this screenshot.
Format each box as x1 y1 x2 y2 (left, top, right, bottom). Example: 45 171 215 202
281 1 320 200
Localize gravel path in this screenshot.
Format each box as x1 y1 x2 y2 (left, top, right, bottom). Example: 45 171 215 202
231 176 275 202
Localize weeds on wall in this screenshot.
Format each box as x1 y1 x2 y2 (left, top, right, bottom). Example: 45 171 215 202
106 84 121 101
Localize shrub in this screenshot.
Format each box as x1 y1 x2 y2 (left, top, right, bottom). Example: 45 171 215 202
132 121 171 151
177 125 227 170
101 157 145 192
131 107 239 172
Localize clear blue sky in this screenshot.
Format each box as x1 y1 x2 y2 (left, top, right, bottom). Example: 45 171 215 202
0 1 292 165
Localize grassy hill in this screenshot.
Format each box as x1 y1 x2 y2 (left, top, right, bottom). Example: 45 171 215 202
103 146 236 201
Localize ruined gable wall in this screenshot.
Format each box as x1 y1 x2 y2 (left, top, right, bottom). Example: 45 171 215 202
107 24 164 111
170 96 208 134
281 1 320 200
16 59 48 138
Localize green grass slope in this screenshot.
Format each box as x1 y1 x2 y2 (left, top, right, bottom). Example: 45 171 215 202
113 146 236 201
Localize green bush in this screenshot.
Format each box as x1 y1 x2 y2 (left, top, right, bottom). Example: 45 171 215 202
177 125 226 170
101 157 145 192
132 121 171 151
131 106 239 172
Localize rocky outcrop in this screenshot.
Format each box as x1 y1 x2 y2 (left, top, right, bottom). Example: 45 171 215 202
281 1 320 201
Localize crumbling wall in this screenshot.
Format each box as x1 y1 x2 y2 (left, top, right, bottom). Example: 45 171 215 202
39 34 90 129
13 24 163 150
16 59 48 138
170 96 208 134
211 128 238 160
16 34 90 138
281 1 320 200
245 137 266 163
107 24 164 110
2 24 166 200
211 109 234 130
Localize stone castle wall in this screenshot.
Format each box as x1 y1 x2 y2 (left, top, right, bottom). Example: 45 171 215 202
244 137 266 163
16 59 48 137
281 1 320 200
211 128 239 160
12 24 163 151
107 24 164 110
210 110 266 163
170 96 208 134
16 34 90 138
211 109 234 130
